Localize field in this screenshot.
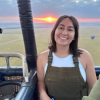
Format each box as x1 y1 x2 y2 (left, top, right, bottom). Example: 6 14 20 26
0 26 100 66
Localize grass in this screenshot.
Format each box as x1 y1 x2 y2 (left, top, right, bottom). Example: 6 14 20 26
0 26 100 66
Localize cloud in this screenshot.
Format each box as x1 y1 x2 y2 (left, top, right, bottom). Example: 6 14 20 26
7 0 13 5
0 0 100 19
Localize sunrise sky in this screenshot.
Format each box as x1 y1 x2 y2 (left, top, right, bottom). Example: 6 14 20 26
0 0 100 23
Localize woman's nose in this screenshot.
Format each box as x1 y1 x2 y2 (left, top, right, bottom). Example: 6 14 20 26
62 30 67 35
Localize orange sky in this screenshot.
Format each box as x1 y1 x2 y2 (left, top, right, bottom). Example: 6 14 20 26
34 17 100 23
77 19 100 22
1 16 100 23
33 17 100 23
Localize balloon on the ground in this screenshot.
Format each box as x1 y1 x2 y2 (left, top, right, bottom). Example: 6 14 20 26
91 35 95 39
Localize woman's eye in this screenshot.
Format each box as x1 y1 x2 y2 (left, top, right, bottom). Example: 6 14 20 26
68 29 73 31
59 27 64 30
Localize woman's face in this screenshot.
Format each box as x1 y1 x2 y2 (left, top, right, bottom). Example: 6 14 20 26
54 18 75 46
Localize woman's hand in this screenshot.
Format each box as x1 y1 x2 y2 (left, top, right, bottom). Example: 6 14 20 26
40 96 51 100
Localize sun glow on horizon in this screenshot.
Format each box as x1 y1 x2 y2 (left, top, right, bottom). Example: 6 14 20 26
33 17 57 23
0 16 100 23
33 17 100 23
77 19 100 22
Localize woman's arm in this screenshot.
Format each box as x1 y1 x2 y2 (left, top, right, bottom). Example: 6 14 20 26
83 50 97 94
37 53 51 100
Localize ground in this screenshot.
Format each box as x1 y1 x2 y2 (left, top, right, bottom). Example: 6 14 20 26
0 26 100 66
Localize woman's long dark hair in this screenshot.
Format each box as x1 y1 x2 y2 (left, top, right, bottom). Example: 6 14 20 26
49 15 82 57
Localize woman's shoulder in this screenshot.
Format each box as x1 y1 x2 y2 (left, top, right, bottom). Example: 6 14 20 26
78 48 93 64
78 48 93 69
37 50 49 61
37 50 49 69
39 49 49 56
78 48 92 57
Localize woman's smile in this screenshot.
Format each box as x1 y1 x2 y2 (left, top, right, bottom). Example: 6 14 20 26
60 37 68 40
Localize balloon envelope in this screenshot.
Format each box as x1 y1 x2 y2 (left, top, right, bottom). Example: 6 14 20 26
91 35 95 39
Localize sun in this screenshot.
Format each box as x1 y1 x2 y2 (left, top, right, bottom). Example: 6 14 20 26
46 17 53 22
45 17 57 22
34 16 57 23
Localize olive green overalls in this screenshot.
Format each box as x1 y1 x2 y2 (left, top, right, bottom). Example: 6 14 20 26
44 51 88 100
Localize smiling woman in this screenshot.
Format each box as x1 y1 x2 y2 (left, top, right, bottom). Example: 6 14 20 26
37 15 97 100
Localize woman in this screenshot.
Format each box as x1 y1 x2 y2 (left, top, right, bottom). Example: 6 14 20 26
37 15 97 100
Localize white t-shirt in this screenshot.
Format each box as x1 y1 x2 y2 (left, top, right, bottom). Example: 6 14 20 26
44 52 86 82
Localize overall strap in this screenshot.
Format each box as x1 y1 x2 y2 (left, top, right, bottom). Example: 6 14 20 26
45 51 53 78
48 51 53 67
73 56 79 67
